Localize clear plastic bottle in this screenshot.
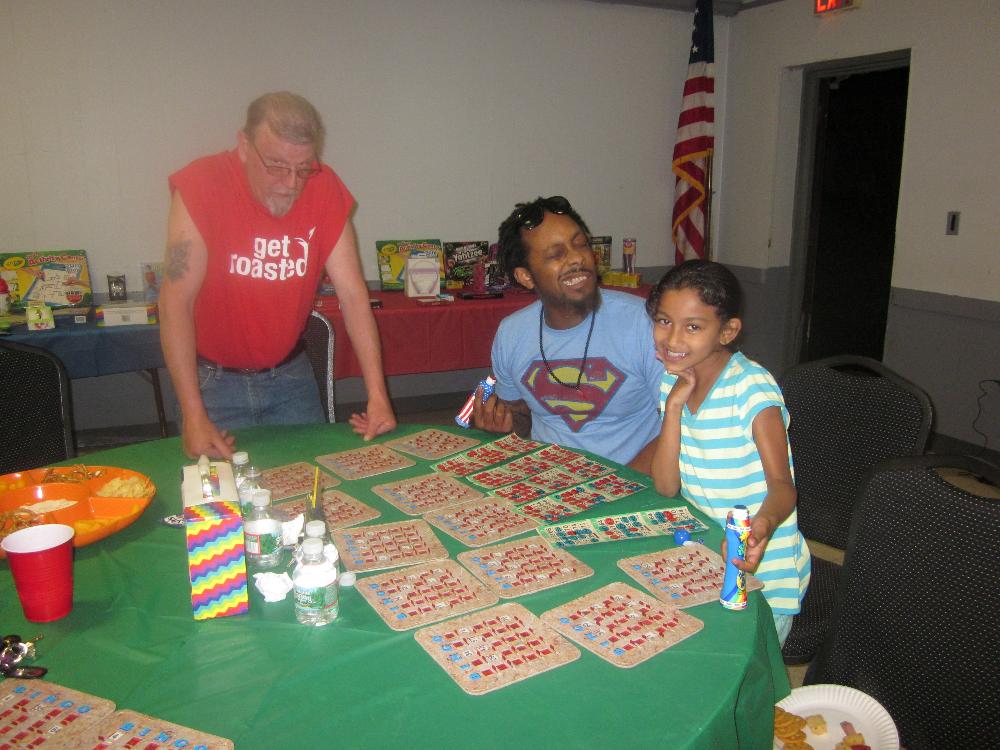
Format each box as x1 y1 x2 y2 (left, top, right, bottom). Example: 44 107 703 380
294 538 340 626
244 489 282 569
295 519 328 563
238 465 262 517
231 451 250 491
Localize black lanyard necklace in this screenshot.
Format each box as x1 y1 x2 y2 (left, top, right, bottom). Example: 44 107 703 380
538 306 596 390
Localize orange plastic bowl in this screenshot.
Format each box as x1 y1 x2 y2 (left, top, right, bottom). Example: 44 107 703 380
0 466 156 557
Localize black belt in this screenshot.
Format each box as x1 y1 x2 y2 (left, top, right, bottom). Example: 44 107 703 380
197 342 305 374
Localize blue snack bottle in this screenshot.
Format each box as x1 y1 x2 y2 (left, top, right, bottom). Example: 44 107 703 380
455 375 496 428
720 505 751 610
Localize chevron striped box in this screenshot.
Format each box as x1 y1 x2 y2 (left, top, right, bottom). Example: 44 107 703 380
184 500 250 620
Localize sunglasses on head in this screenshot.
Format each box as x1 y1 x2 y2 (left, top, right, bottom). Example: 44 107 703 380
514 195 572 230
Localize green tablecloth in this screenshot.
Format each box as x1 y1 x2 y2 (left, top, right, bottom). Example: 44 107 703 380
0 424 789 748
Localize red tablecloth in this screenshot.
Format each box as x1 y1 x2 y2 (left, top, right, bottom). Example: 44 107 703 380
316 285 650 380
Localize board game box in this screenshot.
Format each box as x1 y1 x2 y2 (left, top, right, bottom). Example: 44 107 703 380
590 236 612 275
377 239 444 291
443 241 489 290
0 249 93 314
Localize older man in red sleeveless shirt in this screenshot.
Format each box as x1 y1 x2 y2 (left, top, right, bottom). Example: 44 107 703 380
160 92 396 458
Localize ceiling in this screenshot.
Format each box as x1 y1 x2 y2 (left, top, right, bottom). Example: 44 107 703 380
582 0 782 16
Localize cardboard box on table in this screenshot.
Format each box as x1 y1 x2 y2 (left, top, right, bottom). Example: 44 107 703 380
181 461 249 620
0 249 93 316
376 239 444 290
94 301 158 326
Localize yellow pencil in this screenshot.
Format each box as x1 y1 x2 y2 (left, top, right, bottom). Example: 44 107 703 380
311 466 320 512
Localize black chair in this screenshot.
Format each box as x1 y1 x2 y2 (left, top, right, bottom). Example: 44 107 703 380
805 455 1000 750
0 340 76 474
780 355 933 664
302 310 336 423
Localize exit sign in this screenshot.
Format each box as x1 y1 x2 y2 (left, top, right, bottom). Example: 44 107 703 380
815 0 860 14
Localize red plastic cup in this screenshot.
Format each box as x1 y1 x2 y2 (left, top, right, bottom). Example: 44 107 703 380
2 524 75 622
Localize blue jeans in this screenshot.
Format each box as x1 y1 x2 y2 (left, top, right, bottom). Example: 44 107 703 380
197 352 326 431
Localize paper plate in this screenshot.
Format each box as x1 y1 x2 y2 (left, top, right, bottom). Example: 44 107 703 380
0 465 155 556
774 684 899 750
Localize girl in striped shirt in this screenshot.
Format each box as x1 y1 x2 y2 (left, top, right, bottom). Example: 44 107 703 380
647 260 810 645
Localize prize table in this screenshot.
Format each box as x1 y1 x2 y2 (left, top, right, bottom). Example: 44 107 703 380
314 285 651 380
3 318 168 436
0 423 788 749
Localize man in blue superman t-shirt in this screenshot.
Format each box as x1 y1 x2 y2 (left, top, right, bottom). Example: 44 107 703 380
472 196 661 474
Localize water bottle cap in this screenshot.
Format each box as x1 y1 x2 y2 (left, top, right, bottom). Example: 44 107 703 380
339 571 356 587
304 520 326 538
251 489 272 507
302 538 324 556
232 451 249 466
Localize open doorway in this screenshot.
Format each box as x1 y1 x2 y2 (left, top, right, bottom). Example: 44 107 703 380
789 51 910 364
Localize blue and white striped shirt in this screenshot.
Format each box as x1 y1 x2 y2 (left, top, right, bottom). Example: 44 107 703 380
659 352 811 615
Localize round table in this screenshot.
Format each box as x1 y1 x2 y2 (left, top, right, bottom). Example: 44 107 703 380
0 423 788 749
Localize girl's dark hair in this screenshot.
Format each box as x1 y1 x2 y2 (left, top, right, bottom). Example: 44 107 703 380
646 259 743 323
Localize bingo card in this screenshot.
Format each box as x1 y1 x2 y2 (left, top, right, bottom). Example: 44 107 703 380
371 472 484 515
332 519 449 573
617 544 764 608
541 582 703 668
315 445 414 480
457 538 593 598
413 602 580 695
423 497 540 547
357 560 499 631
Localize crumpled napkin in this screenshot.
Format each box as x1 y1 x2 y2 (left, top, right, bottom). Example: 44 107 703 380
282 514 305 546
253 572 294 602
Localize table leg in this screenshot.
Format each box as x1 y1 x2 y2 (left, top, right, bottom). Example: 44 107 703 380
147 368 168 438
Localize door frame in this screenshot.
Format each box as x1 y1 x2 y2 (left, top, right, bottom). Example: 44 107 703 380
783 48 911 370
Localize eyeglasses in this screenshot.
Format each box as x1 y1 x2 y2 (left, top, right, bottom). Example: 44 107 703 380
249 140 321 180
513 195 572 230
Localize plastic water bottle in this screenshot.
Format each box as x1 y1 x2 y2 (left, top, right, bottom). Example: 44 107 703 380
244 489 282 569
294 538 340 626
238 465 262 517
232 451 250 490
295 520 328 561
720 505 751 610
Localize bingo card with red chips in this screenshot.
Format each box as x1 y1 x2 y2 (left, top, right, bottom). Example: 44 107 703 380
423 497 540 547
356 559 499 631
370 472 484 515
260 461 339 502
617 544 764 608
332 519 449 573
384 428 481 460
274 488 381 529
315 444 415 480
413 602 580 695
456 538 593 598
540 582 703 668
0 679 115 748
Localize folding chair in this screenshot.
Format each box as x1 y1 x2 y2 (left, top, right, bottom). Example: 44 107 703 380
303 310 336 423
805 455 1000 750
0 340 76 473
780 355 932 664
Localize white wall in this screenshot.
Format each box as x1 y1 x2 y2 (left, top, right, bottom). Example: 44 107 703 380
719 0 999 303
1 0 731 290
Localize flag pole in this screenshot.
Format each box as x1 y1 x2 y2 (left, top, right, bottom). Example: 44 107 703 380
704 152 713 260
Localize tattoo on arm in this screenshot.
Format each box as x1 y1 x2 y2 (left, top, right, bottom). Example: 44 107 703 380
165 240 191 281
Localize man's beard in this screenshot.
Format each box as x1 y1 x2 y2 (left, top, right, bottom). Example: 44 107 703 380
265 194 297 217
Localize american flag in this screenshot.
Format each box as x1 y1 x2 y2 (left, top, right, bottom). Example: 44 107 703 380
671 0 715 264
